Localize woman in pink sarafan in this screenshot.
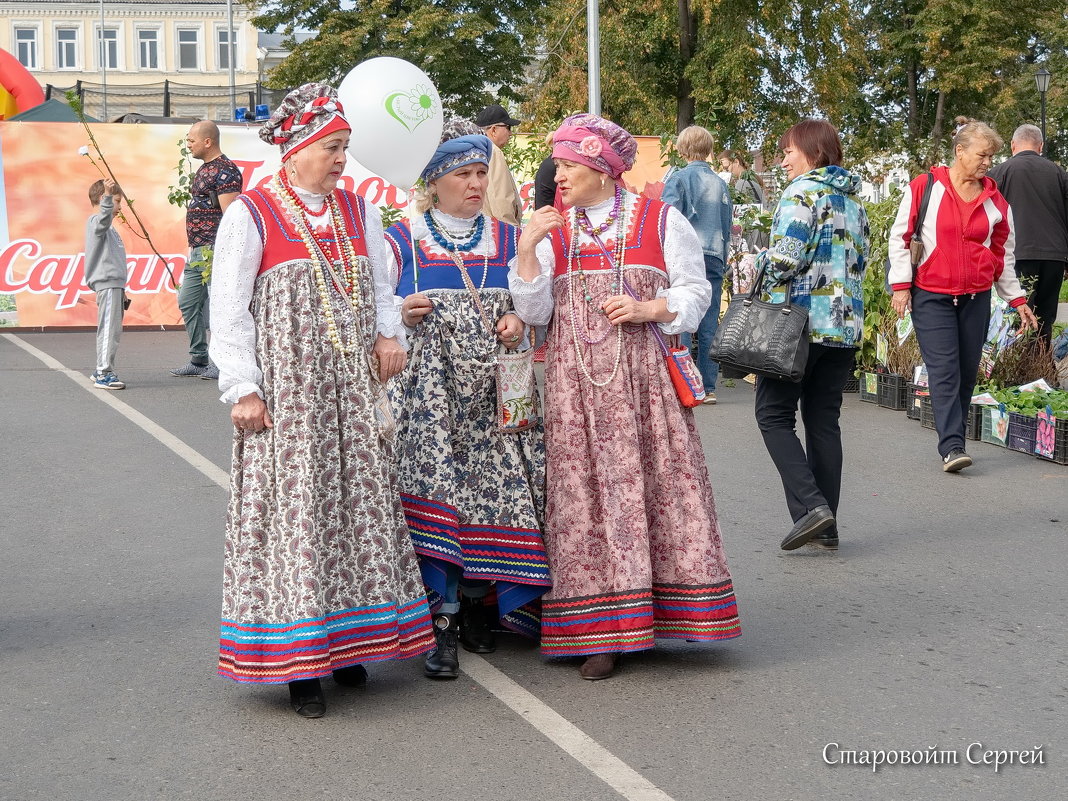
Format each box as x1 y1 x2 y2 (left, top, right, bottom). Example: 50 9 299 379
511 114 741 681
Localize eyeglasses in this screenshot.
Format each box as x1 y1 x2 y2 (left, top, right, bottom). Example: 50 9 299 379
495 124 513 132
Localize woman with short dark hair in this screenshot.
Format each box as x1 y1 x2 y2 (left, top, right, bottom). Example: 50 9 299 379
755 119 870 552
719 149 768 251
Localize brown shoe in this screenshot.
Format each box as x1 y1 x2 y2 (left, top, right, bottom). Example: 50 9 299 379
579 652 620 681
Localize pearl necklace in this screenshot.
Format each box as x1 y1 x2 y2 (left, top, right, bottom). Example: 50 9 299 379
565 194 628 388
272 173 364 356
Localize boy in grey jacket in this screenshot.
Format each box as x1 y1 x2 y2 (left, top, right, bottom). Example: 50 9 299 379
85 178 128 389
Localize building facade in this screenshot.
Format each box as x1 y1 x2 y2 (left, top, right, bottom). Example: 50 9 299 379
0 1 286 120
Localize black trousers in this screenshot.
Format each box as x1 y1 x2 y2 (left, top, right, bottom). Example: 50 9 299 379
1016 259 1066 344
911 288 991 458
755 344 857 524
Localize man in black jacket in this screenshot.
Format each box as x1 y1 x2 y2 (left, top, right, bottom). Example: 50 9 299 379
988 124 1068 344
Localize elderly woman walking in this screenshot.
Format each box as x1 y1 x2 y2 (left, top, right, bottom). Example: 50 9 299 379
755 119 869 552
383 130 550 680
513 113 741 681
661 125 732 404
208 83 434 718
889 117 1037 472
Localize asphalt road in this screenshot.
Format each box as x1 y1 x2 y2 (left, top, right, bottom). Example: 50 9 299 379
2 331 1064 801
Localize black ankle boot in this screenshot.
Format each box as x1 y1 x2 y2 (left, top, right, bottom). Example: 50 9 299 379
459 595 496 654
424 613 459 679
288 678 326 718
332 663 368 687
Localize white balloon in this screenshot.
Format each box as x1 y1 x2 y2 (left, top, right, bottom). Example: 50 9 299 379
338 57 444 192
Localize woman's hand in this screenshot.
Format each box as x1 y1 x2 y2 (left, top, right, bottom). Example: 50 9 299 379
232 392 273 434
519 207 565 253
401 293 433 327
496 313 525 347
891 289 912 319
1015 304 1039 333
602 295 675 326
373 335 407 381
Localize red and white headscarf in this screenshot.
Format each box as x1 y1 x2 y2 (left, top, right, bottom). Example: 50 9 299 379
259 82 351 162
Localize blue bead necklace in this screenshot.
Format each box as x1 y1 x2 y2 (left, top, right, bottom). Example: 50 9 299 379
424 210 485 253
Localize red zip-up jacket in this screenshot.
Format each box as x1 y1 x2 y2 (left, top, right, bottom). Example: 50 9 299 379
888 166 1026 307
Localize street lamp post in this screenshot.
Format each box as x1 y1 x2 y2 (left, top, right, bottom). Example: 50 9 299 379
587 0 600 115
1034 67 1051 144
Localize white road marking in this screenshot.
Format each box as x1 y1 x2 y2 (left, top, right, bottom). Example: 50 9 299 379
461 653 676 801
3 334 229 489
4 332 678 801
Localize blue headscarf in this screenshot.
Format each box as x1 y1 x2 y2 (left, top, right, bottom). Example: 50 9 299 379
421 134 492 183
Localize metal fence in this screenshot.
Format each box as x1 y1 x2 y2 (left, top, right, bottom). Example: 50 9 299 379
44 80 292 122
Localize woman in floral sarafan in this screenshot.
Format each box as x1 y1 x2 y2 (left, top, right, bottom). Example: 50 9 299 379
209 83 434 718
384 128 549 680
513 113 741 681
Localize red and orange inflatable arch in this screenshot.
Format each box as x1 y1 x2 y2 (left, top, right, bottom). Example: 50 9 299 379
0 48 45 119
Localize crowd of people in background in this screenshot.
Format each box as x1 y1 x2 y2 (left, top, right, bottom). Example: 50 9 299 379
81 81 1064 718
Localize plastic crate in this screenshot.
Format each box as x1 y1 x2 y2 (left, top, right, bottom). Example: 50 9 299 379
842 375 859 393
906 383 927 420
859 371 879 403
920 395 936 429
966 404 982 441
980 406 1008 447
923 400 981 436
1035 417 1068 465
1006 412 1037 454
877 373 908 410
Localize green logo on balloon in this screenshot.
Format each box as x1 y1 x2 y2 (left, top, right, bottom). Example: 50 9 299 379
385 85 437 132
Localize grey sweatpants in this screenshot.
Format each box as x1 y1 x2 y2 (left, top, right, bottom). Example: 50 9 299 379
95 287 125 373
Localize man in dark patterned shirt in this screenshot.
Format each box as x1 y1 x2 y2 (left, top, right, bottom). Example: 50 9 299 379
170 120 243 379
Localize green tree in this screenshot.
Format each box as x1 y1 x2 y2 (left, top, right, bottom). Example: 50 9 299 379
523 0 865 153
850 0 1066 167
250 0 549 119
523 1 1065 165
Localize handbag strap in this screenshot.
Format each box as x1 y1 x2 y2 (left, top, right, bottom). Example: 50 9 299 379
449 249 497 337
751 254 798 307
585 227 673 359
911 171 935 277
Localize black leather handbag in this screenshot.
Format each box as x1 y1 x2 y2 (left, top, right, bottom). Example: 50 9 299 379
709 264 809 382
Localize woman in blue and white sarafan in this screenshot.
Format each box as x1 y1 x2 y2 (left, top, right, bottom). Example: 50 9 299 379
383 133 549 680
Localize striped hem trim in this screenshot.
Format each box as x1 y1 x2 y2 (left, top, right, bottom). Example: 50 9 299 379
403 493 551 586
540 582 741 656
218 597 434 684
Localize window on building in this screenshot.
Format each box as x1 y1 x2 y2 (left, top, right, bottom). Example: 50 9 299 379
138 29 159 69
14 27 37 69
56 27 78 69
177 29 199 70
217 28 235 70
97 27 118 70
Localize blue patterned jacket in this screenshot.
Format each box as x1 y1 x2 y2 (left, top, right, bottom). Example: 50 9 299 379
759 165 869 346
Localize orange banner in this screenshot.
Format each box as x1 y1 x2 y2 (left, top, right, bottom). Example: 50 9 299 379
0 122 667 327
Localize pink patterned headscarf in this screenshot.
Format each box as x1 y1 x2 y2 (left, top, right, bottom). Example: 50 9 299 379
551 113 637 180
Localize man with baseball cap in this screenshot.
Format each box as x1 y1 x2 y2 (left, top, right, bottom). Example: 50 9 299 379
474 103 523 225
